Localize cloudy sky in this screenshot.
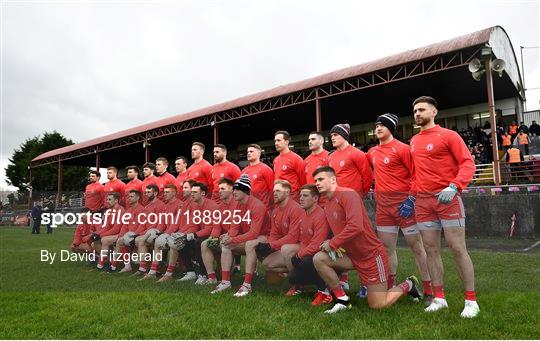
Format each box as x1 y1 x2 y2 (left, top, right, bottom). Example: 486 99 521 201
1 0 539 190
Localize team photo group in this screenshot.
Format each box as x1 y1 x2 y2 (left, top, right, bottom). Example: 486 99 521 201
70 96 480 318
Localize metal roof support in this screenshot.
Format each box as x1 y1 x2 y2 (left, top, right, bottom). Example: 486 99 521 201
485 59 502 185
56 160 62 207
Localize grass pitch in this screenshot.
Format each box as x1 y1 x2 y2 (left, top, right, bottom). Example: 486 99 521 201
0 227 539 339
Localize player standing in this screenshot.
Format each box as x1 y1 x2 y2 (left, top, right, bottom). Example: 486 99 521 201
367 113 432 304
211 144 241 202
273 131 306 199
154 157 176 200
174 156 189 198
84 170 103 212
241 144 274 207
187 142 214 192
304 132 329 184
409 96 479 318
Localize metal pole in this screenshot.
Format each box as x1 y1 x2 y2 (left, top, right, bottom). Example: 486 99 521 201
145 142 151 163
485 59 501 185
27 165 32 210
315 95 322 132
520 46 526 91
56 160 62 207
213 124 219 145
95 151 100 170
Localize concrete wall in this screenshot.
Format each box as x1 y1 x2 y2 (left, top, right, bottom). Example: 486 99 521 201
365 193 540 237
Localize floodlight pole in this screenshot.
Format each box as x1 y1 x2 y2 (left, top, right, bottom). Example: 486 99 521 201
485 59 501 185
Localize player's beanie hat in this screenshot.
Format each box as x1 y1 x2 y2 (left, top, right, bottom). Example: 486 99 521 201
330 123 350 141
234 174 251 195
375 113 398 134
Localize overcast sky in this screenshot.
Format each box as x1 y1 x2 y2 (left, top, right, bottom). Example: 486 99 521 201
1 0 539 190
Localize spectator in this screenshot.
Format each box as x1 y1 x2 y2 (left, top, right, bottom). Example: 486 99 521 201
508 121 519 142
31 201 42 234
501 132 512 152
530 120 540 136
517 130 530 155
504 145 524 182
518 121 529 135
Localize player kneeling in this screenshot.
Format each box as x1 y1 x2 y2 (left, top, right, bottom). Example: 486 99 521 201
312 167 421 314
70 208 97 256
200 178 237 285
254 180 303 296
211 174 271 297
91 192 124 270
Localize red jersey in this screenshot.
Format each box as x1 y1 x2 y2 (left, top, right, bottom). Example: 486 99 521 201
180 198 220 238
155 197 182 233
410 125 475 194
297 205 330 258
175 171 188 199
103 178 126 205
211 198 238 238
229 196 271 244
367 139 415 202
141 175 158 206
118 203 145 237
72 221 96 246
328 145 373 197
187 159 214 192
212 161 241 192
268 198 304 250
124 178 143 198
324 187 384 260
304 150 329 184
84 181 103 212
134 198 165 235
167 199 192 235
155 172 176 201
273 151 306 193
95 203 124 237
241 162 274 207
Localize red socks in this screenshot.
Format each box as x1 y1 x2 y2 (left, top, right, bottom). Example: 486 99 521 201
398 280 411 294
208 272 216 280
434 285 445 299
244 273 254 285
339 273 349 282
465 290 476 301
222 270 231 282
332 285 347 299
423 280 433 296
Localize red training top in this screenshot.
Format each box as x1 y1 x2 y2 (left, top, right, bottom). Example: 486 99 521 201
297 205 330 258
229 196 271 244
273 151 306 194
187 159 214 193
84 181 103 212
268 198 304 250
241 162 274 207
328 145 373 197
304 150 329 184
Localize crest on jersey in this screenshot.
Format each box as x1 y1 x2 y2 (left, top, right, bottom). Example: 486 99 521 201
282 165 287 170
372 157 376 164
195 172 200 177
220 173 224 178
307 228 313 236
411 144 416 152
253 174 258 179
283 222 288 228
332 211 338 219
339 160 345 167
426 143 434 151
383 157 390 164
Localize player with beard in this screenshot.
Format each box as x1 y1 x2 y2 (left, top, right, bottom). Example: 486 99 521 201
241 144 274 208
210 174 271 297
84 170 103 212
187 142 214 192
200 178 237 285
367 113 432 305
124 166 143 200
410 96 478 318
273 131 306 200
155 180 197 282
254 180 303 295
140 184 183 280
211 144 241 202
131 184 165 276
304 132 329 184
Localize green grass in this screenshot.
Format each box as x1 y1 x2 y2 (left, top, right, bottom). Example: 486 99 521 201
1 227 539 339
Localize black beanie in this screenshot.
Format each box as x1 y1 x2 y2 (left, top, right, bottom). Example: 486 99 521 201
234 174 251 195
330 123 351 141
375 113 398 134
